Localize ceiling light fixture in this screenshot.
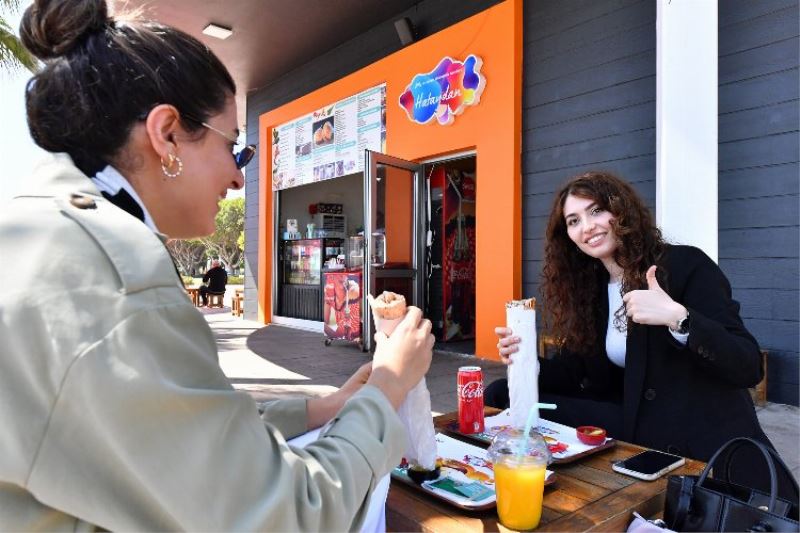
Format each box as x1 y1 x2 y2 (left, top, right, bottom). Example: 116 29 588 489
202 23 233 40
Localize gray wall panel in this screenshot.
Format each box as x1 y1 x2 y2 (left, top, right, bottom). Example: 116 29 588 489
527 128 655 172
719 132 800 171
720 37 799 85
719 100 799 143
719 69 799 114
524 101 655 150
719 0 799 404
525 77 655 129
719 195 799 229
767 351 799 407
720 258 799 290
526 50 655 101
527 0 641 46
719 0 796 26
719 4 798 54
719 227 799 259
745 319 800 354
531 22 653 83
718 163 799 200
529 2 652 63
734 289 799 321
522 154 656 194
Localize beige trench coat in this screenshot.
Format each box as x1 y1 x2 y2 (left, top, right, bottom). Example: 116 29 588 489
0 154 404 531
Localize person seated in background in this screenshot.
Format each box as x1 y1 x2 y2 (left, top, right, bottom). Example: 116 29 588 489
200 260 227 306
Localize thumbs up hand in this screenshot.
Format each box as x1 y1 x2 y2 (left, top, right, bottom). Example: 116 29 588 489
622 266 688 327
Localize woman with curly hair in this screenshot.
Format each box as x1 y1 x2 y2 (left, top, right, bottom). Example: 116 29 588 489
486 171 778 487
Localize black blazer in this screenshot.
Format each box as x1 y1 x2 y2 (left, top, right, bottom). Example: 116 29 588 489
202 266 228 293
539 245 768 462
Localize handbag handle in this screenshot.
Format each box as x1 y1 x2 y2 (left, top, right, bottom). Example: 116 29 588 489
719 439 800 503
669 474 696 529
698 437 780 512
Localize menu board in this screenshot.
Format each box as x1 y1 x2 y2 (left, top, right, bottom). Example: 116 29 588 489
272 83 387 191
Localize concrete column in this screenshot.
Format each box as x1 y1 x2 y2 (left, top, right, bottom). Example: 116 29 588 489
656 0 718 262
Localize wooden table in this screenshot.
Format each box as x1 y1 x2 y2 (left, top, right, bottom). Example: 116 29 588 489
386 409 705 532
185 286 201 307
232 288 244 317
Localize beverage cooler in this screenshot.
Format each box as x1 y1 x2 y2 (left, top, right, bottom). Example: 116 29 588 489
279 238 343 320
427 167 476 341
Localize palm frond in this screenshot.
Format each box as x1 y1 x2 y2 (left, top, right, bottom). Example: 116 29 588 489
0 17 38 72
0 0 21 13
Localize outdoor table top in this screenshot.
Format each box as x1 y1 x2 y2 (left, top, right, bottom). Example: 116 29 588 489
385 407 705 532
185 286 201 307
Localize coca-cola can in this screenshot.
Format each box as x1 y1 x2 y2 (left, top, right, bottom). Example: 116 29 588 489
457 366 484 434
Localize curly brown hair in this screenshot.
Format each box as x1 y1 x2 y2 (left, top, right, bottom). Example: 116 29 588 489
541 171 666 355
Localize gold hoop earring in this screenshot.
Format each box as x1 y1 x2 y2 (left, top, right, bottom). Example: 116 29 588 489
161 153 183 178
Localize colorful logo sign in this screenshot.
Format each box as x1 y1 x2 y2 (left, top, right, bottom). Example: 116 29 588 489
399 55 486 126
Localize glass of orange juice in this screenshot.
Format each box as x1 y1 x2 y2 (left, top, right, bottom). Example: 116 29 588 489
489 428 551 530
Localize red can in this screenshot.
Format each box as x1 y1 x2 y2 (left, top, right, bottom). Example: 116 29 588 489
457 366 485 434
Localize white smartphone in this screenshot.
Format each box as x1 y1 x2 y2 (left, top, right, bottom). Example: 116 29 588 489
611 450 686 481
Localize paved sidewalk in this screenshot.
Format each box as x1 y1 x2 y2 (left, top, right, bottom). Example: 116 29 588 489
204 312 800 480
203 309 507 412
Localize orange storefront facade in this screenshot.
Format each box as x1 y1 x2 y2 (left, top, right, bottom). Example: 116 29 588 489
258 0 523 360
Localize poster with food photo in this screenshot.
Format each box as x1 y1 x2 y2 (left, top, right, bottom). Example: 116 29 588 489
312 117 334 147
272 83 386 191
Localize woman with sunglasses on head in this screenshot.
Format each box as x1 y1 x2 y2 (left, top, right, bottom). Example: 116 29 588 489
0 0 433 529
487 171 785 490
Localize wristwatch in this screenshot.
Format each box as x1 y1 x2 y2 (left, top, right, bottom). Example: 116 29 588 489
670 311 691 335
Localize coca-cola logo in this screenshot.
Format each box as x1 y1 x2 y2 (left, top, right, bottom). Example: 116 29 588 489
450 268 473 281
458 381 484 401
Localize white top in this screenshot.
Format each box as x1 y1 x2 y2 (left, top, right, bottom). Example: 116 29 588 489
606 282 627 368
93 165 158 232
605 280 689 369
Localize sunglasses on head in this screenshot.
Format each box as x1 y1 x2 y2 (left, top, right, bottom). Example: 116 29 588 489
137 108 257 170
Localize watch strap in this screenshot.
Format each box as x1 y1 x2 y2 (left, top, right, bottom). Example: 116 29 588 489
670 312 691 335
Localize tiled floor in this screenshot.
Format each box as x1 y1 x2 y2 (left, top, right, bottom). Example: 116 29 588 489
206 312 800 481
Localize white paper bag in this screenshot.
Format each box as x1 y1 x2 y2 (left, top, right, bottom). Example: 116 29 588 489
506 298 539 429
395 377 437 470
369 294 437 470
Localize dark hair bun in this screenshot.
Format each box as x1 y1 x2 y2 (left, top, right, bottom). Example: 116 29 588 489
20 0 109 60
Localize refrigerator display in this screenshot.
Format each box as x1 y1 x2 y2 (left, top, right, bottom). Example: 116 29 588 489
279 238 343 321
282 238 343 285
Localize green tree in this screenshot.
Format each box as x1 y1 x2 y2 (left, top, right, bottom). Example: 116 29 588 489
200 197 244 272
1 0 38 73
166 238 206 277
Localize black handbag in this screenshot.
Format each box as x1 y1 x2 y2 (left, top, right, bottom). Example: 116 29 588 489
664 437 799 532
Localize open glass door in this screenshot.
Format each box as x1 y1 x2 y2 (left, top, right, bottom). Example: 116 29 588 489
363 150 424 351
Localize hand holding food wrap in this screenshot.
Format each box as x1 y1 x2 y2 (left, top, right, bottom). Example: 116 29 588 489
505 298 540 429
369 292 438 471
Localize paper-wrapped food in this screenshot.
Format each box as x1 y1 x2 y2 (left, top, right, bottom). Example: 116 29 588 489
505 298 539 429
369 292 438 475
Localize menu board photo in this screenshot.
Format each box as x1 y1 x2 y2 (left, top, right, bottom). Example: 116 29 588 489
272 83 387 191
